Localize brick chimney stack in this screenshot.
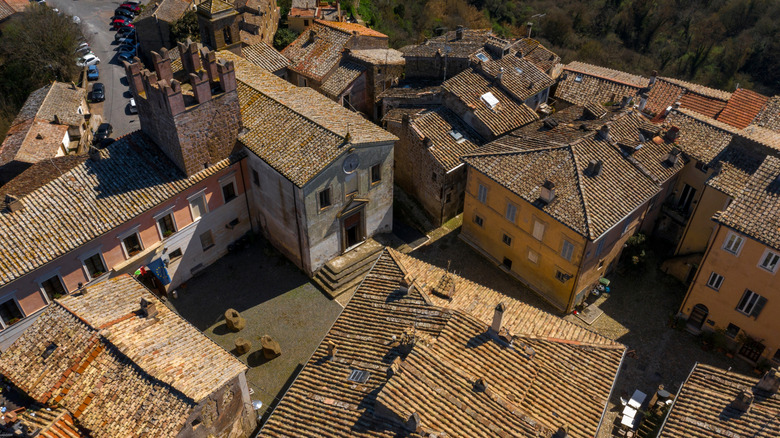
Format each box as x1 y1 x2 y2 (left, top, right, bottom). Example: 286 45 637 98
491 302 505 333
756 367 780 394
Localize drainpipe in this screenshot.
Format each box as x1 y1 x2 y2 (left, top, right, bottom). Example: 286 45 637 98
238 159 255 232
292 180 307 273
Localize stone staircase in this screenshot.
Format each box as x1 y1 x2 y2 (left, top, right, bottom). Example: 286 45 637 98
313 239 384 300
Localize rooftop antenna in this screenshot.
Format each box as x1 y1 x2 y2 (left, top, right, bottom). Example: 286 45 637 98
527 14 546 38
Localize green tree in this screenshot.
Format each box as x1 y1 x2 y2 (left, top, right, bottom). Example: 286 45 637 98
273 28 299 51
170 10 200 43
0 4 84 136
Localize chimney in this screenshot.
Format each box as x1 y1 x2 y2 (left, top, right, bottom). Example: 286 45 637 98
620 96 630 108
217 60 237 93
88 145 101 161
4 195 23 213
543 117 558 129
53 114 61 125
423 137 433 148
665 147 681 165
491 302 505 333
756 367 780 394
586 159 603 177
598 125 611 142
648 70 657 86
399 273 414 294
405 412 422 433
309 30 318 44
151 49 173 83
665 126 680 142
139 297 158 318
473 378 488 392
326 340 337 360
190 70 212 104
638 93 649 111
456 25 464 40
732 389 753 413
540 180 556 203
672 101 681 110
336 0 341 21
496 67 504 83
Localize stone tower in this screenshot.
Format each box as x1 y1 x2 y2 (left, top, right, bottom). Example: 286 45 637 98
122 40 242 177
197 0 242 54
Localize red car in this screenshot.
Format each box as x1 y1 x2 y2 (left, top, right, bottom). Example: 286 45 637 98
111 17 129 28
120 3 140 13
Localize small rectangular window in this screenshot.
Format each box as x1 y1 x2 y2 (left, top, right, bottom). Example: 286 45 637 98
158 213 176 238
736 289 765 317
222 181 237 203
298 76 308 87
759 249 780 273
574 73 583 83
168 248 183 260
726 323 740 338
41 275 66 301
723 232 744 255
474 215 484 227
505 203 517 223
370 164 382 184
502 257 512 269
252 169 261 187
189 195 208 221
528 249 540 264
533 220 545 241
0 299 23 327
502 234 512 246
432 172 438 182
319 187 332 209
707 272 724 290
773 348 780 363
561 240 575 262
83 253 106 279
122 233 143 258
555 270 571 283
200 230 215 251
477 184 488 203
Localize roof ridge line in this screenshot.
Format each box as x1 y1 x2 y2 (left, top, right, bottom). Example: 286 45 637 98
566 144 594 240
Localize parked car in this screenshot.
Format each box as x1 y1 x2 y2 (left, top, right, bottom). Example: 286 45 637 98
72 16 81 24
75 42 89 52
114 8 133 18
118 23 135 31
76 46 93 57
129 98 137 114
111 17 130 28
91 83 105 102
87 65 99 81
76 54 100 67
115 28 134 41
93 123 113 143
118 52 136 63
120 3 141 13
118 46 137 57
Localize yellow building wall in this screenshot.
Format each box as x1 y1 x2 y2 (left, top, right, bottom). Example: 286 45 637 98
460 171 588 311
461 168 650 312
676 185 730 255
681 225 780 362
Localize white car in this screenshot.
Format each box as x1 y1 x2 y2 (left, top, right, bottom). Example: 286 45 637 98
72 16 81 24
76 54 100 67
129 98 137 114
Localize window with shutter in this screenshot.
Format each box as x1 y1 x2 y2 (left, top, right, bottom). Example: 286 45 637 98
736 289 764 316
751 296 768 319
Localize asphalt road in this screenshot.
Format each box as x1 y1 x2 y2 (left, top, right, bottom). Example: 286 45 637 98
47 0 140 139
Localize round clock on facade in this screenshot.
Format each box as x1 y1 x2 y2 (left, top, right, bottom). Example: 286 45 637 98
343 153 360 174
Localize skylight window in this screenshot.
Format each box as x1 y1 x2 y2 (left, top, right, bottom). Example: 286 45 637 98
514 67 523 75
481 92 500 111
574 74 583 83
448 129 465 143
476 53 489 62
348 369 371 383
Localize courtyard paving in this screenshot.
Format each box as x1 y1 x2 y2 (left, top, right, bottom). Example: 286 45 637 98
165 238 342 425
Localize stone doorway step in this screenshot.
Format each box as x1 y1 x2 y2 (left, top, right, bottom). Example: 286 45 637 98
313 239 384 303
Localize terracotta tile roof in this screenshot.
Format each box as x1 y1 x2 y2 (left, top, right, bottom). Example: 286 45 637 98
472 52 555 101
0 119 68 168
281 21 352 81
288 6 316 16
705 145 764 197
556 62 647 106
349 48 405 65
402 29 494 58
644 79 684 116
408 106 483 171
0 275 245 437
6 82 85 131
377 80 442 99
463 113 661 239
717 87 770 129
138 0 193 22
516 38 560 73
222 51 396 187
241 41 289 72
381 107 426 123
317 19 387 38
260 249 624 438
715 155 780 250
319 61 365 97
19 407 85 438
664 109 735 163
196 0 234 16
659 363 780 438
660 77 732 101
239 29 265 46
443 67 539 138
750 95 780 131
291 0 317 9
0 0 13 21
677 92 728 119
0 132 237 288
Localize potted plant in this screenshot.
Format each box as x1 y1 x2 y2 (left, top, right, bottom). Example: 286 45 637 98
163 230 173 238
7 317 20 326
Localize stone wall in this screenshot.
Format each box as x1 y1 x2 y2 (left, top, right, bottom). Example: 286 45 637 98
404 55 471 81
177 375 256 438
